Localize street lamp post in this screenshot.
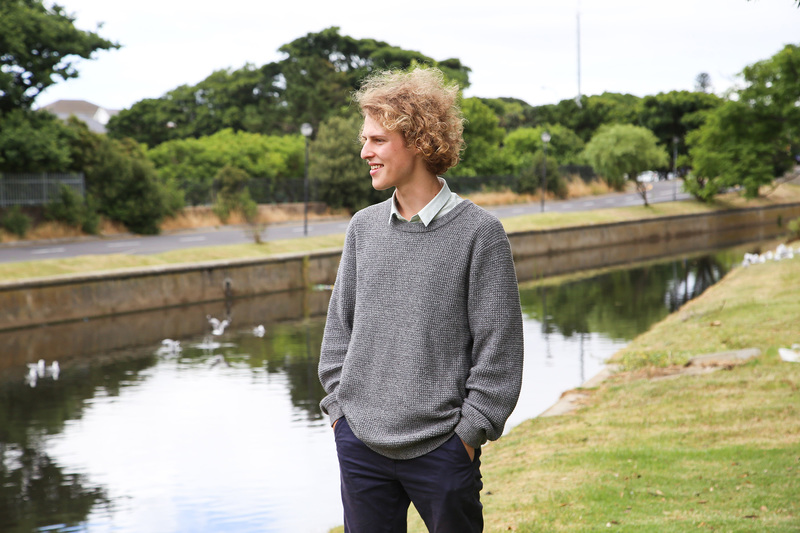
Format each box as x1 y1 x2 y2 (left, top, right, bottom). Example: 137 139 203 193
301 123 313 237
540 132 551 213
672 136 679 201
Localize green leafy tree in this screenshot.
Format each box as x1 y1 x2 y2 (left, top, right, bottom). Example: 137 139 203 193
309 113 388 211
517 151 564 198
479 97 531 131
0 108 73 171
637 90 721 176
212 165 257 224
451 97 506 177
503 124 585 171
583 124 668 205
147 129 304 206
0 0 118 112
64 120 175 234
530 93 641 142
108 28 471 147
686 44 800 201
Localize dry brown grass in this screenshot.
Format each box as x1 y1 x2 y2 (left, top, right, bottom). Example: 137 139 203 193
464 177 612 208
159 203 349 232
464 189 540 207
564 175 615 198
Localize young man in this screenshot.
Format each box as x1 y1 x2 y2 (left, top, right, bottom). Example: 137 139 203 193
318 67 524 532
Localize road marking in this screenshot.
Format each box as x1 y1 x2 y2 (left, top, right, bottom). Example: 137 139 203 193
107 241 140 248
179 236 207 242
31 247 65 255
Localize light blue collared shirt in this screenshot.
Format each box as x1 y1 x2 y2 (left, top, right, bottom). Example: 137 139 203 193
390 177 463 226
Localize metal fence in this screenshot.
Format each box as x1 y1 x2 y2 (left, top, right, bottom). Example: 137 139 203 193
0 173 85 207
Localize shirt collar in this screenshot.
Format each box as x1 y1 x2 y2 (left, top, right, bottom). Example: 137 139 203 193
390 177 451 227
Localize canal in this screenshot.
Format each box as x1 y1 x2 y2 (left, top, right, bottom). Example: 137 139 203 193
0 243 758 533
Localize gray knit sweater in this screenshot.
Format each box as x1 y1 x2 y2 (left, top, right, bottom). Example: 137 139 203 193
318 198 524 460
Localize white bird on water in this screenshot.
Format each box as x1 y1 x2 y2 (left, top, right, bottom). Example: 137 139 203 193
157 339 182 357
207 315 230 336
25 359 59 387
253 325 265 337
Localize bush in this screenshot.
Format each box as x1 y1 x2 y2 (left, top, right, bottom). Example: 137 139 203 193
517 151 566 198
45 185 100 234
1 206 31 237
66 120 175 235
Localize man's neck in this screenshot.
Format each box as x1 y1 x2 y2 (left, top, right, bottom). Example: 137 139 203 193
394 175 442 221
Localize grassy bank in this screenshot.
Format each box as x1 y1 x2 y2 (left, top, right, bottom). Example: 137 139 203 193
2 183 799 283
396 255 800 532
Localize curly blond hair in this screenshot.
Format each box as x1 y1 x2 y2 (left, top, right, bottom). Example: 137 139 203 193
353 67 465 176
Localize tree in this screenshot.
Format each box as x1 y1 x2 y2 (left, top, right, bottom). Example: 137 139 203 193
108 28 471 147
686 44 800 201
147 129 304 206
0 108 73 171
517 150 564 198
451 97 506 177
695 72 713 93
479 97 531 131
65 119 176 234
309 113 389 211
503 124 585 171
0 0 118 112
637 90 721 176
529 93 641 142
583 124 668 205
212 165 257 225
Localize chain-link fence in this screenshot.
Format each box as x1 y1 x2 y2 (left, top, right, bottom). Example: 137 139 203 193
0 173 85 207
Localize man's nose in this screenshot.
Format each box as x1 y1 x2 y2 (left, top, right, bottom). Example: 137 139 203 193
360 143 373 160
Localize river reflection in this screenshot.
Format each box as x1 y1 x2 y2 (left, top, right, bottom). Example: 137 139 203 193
0 246 747 533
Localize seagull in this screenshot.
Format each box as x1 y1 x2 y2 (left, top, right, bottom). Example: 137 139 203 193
48 361 60 380
253 325 265 337
778 345 800 363
207 315 230 336
27 359 46 378
157 339 182 356
25 366 38 388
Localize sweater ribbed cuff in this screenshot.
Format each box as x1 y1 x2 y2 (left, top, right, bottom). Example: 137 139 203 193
455 417 486 450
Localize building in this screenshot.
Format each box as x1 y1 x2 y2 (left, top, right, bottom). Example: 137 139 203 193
39 99 120 134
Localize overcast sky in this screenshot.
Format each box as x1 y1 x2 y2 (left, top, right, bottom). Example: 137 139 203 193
36 0 800 111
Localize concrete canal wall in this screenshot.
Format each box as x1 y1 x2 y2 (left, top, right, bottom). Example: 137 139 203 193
1 202 799 332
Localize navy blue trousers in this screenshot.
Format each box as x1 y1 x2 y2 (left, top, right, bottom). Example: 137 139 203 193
334 418 483 533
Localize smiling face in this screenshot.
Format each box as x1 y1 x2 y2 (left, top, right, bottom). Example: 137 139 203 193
360 114 427 191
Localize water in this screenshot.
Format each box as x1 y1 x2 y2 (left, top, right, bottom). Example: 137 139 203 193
0 246 747 533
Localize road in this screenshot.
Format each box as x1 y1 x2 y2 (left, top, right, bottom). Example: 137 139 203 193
0 179 689 264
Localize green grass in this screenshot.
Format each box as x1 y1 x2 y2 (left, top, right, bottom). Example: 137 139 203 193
477 348 799 532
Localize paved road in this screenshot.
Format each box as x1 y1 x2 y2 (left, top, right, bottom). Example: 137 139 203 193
0 179 689 265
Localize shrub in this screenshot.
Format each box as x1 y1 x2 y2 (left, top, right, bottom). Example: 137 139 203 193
45 185 100 234
1 206 31 237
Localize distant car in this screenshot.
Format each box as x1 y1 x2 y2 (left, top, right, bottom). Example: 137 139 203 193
636 170 659 182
